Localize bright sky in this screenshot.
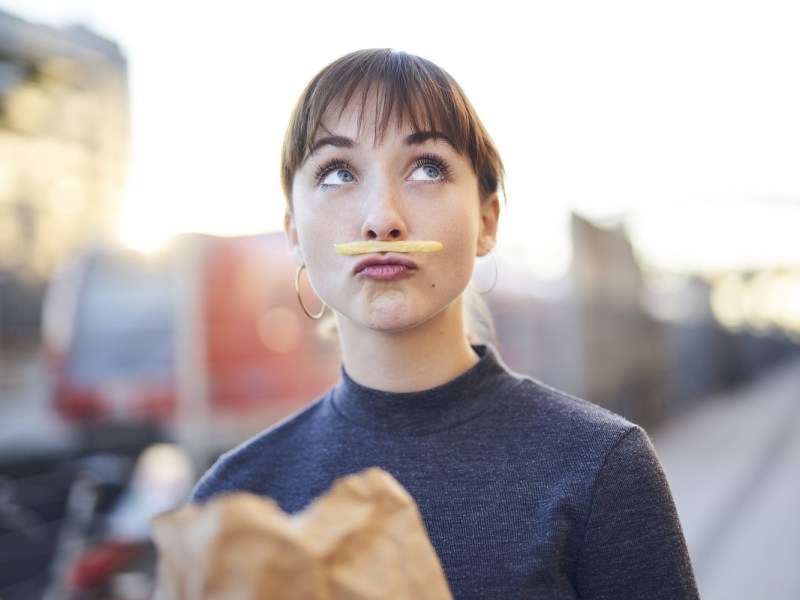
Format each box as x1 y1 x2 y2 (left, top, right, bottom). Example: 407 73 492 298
4 0 800 277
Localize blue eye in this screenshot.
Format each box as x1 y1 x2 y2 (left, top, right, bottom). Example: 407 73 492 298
315 160 355 186
322 169 355 185
409 154 450 182
411 165 441 181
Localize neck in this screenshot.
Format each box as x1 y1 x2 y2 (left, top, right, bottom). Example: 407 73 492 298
335 300 478 393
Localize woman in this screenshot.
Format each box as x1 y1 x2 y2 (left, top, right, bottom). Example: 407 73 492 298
192 49 699 599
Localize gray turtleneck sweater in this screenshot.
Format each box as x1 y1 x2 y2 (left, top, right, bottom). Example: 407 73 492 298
192 345 699 599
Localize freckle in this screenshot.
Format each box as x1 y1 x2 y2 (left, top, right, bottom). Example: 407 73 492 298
431 283 436 288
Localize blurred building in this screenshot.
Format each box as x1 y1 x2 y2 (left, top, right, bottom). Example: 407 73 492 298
0 8 128 343
489 213 800 430
569 213 800 427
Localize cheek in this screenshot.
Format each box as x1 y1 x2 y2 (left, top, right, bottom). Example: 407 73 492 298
293 194 333 239
435 220 480 288
437 201 481 251
299 226 336 270
291 204 347 293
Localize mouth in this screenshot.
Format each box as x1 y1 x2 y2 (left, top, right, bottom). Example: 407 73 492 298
353 255 418 281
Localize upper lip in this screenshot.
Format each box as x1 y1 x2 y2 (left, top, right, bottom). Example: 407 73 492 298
353 254 418 275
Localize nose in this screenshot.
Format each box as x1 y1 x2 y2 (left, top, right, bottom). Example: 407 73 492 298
360 179 408 241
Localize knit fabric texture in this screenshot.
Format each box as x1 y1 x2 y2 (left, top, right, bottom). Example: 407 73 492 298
192 345 699 599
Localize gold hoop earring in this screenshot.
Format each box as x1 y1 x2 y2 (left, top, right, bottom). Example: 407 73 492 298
470 250 498 295
295 264 326 320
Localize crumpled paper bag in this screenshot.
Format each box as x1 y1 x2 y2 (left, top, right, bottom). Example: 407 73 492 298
150 468 453 599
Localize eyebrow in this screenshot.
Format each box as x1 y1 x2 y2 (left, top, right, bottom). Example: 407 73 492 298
304 130 457 164
403 131 457 149
307 135 355 157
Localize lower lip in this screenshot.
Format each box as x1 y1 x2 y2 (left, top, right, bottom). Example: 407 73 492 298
358 264 415 280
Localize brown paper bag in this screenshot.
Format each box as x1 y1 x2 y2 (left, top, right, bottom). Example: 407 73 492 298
150 468 453 600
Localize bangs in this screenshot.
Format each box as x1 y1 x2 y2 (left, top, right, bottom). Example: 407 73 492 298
306 54 473 156
282 49 503 205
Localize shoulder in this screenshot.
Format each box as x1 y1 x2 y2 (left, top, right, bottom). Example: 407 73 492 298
484 363 663 507
473 346 643 468
507 367 701 596
504 370 670 507
495 366 639 450
485 346 630 428
190 393 333 503
481 349 699 596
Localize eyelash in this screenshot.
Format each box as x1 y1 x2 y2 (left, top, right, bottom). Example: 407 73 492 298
314 159 352 186
413 153 451 182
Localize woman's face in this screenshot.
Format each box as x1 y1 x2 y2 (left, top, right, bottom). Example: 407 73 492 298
285 98 499 334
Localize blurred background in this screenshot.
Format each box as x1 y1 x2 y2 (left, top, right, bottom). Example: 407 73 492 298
0 0 798 598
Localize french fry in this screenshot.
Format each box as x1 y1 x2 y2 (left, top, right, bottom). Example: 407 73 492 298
334 241 444 255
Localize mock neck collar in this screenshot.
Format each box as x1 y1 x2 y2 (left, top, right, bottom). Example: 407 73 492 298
330 345 508 435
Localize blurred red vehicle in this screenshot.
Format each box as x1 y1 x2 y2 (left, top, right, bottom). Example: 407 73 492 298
42 232 341 464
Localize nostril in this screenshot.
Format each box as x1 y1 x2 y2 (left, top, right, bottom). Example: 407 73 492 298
364 228 403 241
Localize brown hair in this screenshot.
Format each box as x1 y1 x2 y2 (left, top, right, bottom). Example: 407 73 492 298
281 49 505 209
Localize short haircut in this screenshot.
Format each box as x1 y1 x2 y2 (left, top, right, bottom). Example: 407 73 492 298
281 48 505 209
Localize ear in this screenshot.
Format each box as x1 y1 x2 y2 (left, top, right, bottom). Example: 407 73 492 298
476 193 500 257
284 209 305 266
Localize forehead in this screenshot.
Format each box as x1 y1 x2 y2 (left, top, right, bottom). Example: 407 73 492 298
315 101 407 146
308 83 452 151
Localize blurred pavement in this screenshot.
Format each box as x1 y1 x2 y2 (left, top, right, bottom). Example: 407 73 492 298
651 355 800 600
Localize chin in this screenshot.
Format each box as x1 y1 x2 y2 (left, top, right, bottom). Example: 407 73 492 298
363 311 419 333
333 301 423 333
333 289 462 335
370 300 460 334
